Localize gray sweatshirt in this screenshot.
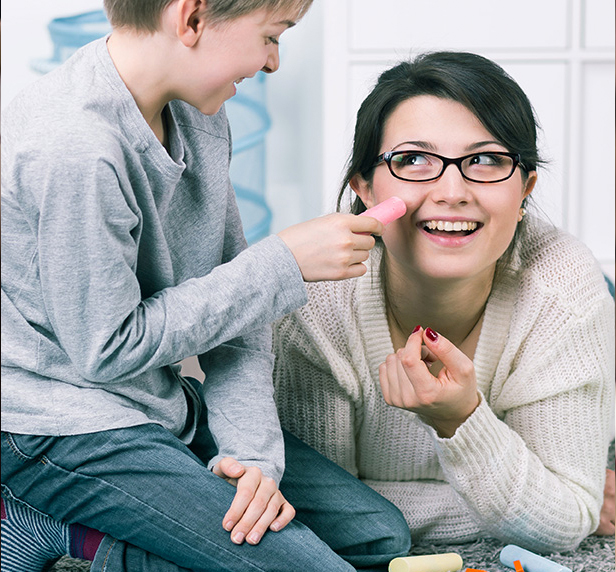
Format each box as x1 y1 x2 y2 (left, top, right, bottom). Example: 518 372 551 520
1 37 307 483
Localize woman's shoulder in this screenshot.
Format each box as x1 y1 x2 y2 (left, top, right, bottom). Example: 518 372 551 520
294 276 362 333
516 216 611 307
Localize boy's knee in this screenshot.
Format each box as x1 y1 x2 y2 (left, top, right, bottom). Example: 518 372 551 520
372 497 412 558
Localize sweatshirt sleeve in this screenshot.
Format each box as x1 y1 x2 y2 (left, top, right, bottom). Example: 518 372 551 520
187 182 299 483
28 151 306 384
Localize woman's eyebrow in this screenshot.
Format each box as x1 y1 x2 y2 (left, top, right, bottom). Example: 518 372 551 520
392 140 437 151
465 140 505 151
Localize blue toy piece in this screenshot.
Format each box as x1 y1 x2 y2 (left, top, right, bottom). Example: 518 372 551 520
500 545 572 572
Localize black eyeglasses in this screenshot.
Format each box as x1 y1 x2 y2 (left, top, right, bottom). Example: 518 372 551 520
372 150 526 183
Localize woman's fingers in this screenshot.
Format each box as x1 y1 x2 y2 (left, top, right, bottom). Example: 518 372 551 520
379 327 480 436
421 328 475 383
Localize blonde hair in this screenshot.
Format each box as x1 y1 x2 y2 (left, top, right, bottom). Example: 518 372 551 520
103 0 313 32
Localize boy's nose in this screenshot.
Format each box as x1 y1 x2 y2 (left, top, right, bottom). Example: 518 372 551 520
261 49 280 74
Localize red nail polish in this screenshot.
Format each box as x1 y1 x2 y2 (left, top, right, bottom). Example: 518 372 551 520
425 327 438 342
412 325 421 333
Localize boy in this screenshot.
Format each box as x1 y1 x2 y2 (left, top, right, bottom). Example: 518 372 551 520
1 0 410 570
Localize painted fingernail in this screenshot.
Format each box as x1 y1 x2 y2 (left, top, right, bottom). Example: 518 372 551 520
425 327 438 342
247 532 261 544
232 532 245 544
412 325 421 333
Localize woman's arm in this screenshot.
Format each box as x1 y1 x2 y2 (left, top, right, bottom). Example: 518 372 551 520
272 314 360 477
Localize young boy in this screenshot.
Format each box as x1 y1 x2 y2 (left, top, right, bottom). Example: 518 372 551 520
0 1 411 570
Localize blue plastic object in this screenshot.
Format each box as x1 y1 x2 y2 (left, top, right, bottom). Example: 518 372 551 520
226 74 273 244
31 10 273 244
500 545 572 572
31 11 111 74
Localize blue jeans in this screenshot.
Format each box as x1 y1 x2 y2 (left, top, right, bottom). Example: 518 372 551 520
1 423 410 571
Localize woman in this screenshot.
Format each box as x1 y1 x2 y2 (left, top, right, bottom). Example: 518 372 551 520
273 52 615 551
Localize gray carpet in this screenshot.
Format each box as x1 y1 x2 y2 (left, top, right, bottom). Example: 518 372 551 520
50 442 616 571
50 535 615 571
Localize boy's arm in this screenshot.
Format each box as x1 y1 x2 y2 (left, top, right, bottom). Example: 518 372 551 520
197 325 284 483
28 153 307 383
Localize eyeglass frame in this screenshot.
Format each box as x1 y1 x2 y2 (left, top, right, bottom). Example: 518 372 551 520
372 150 527 184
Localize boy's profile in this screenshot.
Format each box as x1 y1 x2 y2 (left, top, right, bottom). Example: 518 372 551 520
1 0 408 570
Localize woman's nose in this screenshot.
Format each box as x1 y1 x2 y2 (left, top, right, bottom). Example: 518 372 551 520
430 163 472 204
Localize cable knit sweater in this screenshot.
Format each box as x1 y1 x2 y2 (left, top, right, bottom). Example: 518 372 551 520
273 217 615 551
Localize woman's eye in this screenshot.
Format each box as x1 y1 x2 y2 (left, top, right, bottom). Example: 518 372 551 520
266 36 280 45
395 153 429 166
471 153 502 166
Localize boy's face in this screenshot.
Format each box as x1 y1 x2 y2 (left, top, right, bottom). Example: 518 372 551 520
183 9 297 115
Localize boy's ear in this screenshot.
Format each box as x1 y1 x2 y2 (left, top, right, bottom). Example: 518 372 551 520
176 0 208 47
349 174 375 210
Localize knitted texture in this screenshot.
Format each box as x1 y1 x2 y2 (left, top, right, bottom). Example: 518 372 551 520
273 217 615 552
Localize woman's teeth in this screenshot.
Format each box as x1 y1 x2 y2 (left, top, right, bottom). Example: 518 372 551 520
424 220 478 232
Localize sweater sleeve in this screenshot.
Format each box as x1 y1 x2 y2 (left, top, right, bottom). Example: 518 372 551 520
423 266 615 552
273 310 360 477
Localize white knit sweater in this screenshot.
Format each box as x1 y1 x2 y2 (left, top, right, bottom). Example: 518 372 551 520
273 218 615 551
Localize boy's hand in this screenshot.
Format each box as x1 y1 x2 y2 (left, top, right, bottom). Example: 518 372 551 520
278 213 384 281
378 327 480 438
212 457 296 545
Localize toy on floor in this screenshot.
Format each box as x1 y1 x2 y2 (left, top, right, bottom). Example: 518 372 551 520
500 545 572 572
389 552 463 572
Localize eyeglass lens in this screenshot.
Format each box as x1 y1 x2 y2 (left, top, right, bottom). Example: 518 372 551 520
389 152 516 182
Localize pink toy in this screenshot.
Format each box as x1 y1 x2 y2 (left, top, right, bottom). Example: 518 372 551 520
359 196 406 226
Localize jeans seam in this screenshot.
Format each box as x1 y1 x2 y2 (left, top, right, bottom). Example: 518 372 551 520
1 432 37 462
99 538 116 572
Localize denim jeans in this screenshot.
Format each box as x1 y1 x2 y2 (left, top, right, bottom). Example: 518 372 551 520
1 422 410 572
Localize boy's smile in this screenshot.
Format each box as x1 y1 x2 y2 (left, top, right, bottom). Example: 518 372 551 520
106 5 298 143
183 9 297 115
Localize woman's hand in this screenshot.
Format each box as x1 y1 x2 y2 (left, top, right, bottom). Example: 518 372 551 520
212 457 296 545
379 326 480 437
593 468 615 535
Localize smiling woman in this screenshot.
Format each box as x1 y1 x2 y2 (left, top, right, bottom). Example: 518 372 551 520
273 51 615 551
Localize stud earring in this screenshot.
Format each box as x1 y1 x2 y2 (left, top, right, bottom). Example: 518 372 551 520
518 207 526 222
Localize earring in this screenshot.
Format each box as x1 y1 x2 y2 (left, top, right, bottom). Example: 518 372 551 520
518 207 526 222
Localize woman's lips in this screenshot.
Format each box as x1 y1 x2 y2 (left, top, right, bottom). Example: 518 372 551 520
417 219 483 245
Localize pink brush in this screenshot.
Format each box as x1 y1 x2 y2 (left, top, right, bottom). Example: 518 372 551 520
359 196 407 226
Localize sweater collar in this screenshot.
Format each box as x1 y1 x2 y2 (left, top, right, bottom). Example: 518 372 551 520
356 242 519 403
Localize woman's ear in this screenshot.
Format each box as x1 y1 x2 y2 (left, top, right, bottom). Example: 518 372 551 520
175 0 208 47
350 174 375 210
522 170 537 201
